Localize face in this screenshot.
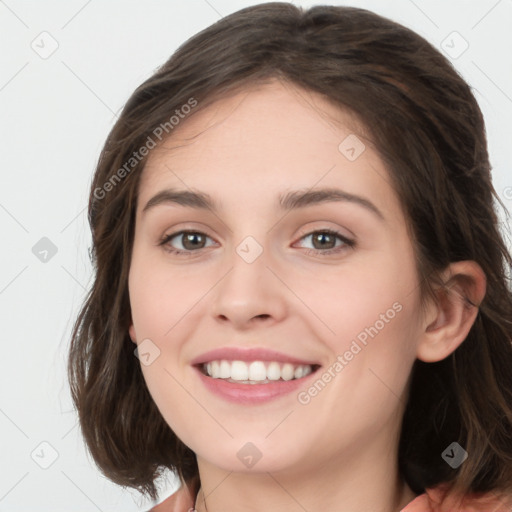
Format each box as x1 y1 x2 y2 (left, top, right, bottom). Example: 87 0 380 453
128 79 425 477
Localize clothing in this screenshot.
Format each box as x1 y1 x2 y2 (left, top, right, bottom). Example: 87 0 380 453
148 478 512 512
148 476 199 512
403 484 512 512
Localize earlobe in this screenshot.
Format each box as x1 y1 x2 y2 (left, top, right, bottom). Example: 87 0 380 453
129 324 137 344
416 261 486 363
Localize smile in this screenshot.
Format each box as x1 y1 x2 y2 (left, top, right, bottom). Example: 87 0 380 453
200 359 319 383
193 361 321 404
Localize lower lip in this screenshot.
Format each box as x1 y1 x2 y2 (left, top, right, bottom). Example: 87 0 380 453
193 366 319 404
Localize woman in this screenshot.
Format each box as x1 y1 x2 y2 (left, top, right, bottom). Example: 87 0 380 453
68 3 512 511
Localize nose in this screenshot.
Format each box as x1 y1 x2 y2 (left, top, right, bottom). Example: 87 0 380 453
210 242 288 329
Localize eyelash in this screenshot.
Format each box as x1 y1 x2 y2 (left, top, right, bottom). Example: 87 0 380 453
158 228 355 257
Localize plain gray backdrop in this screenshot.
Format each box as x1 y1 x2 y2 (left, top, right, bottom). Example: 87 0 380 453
1 1 511 510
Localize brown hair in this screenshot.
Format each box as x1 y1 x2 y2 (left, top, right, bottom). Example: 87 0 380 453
68 2 512 505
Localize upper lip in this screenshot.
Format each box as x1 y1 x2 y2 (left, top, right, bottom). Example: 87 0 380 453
190 347 321 367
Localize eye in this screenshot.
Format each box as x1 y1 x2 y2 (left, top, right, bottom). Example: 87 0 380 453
159 228 355 257
159 230 216 256
295 229 355 256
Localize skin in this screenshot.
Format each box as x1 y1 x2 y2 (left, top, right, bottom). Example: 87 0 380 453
128 78 486 512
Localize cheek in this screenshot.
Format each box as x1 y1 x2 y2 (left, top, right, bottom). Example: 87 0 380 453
128 257 198 427
128 251 204 338
128 253 210 405
295 248 421 415
302 251 417 350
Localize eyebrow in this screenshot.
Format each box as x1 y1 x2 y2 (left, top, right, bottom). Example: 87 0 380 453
142 187 385 221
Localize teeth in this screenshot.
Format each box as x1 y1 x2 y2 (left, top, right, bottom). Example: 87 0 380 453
248 361 266 380
202 360 314 382
267 361 281 381
219 360 231 378
232 360 249 380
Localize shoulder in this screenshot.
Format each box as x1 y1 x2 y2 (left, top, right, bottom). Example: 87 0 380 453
147 476 199 512
400 483 512 512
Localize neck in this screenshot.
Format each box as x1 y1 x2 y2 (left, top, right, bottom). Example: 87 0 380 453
193 437 418 512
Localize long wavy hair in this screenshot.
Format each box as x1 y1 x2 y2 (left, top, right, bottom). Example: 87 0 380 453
68 2 512 505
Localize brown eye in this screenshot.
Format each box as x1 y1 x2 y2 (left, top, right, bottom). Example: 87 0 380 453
179 232 207 250
160 231 215 255
296 229 355 256
310 231 337 250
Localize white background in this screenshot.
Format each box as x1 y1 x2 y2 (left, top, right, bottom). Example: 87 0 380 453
0 1 511 510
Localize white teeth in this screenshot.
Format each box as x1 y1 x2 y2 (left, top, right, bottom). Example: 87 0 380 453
266 361 281 381
231 361 249 381
248 361 266 380
202 360 315 382
281 363 295 381
219 360 231 378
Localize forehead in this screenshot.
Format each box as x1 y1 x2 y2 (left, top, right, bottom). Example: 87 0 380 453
137 79 400 220
146 78 364 162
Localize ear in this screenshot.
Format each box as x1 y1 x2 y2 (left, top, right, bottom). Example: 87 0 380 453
129 324 137 344
416 261 486 363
